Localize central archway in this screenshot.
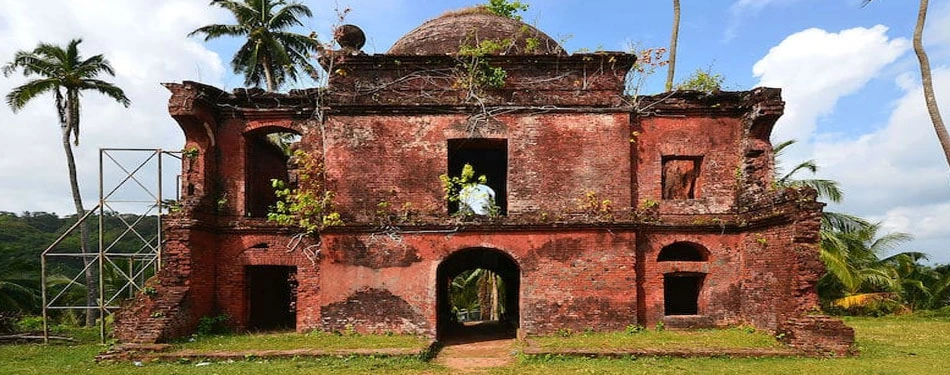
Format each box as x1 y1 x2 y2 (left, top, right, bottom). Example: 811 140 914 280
436 247 520 341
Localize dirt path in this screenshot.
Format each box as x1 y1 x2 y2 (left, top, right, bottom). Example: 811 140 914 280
434 338 516 372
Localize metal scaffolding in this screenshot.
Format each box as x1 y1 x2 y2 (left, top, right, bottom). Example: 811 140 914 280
40 148 181 343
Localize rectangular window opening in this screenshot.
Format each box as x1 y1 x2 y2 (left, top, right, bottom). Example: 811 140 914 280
447 139 508 216
661 156 702 200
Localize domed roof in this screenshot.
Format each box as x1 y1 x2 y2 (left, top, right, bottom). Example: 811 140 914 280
388 7 565 56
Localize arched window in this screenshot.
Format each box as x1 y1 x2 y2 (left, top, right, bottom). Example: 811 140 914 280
657 242 708 262
244 129 300 217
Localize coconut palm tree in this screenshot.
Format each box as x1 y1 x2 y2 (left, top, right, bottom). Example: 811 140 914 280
189 0 322 92
773 139 844 203
818 222 916 312
863 0 950 171
4 39 130 326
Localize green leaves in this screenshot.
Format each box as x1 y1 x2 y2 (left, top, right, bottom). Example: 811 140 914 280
485 0 529 20
190 0 321 91
267 151 341 234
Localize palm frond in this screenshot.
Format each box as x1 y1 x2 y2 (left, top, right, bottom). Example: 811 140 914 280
832 292 896 309
822 211 870 233
5 78 61 112
74 54 117 78
188 24 249 40
268 2 312 30
78 79 130 107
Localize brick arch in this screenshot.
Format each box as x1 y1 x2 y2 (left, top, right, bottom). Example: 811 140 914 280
243 121 302 137
435 247 521 340
657 241 710 262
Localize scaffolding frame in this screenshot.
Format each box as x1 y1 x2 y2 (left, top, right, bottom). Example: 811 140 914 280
40 148 181 344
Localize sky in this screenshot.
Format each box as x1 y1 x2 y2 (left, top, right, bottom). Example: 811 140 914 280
0 0 948 262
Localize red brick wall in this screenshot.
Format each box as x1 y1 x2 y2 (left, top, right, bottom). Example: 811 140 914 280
637 232 744 328
316 230 638 336
324 112 631 222
635 116 744 214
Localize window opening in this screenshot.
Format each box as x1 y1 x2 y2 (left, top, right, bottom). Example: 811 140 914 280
245 131 300 217
447 139 507 215
657 242 708 261
662 156 702 199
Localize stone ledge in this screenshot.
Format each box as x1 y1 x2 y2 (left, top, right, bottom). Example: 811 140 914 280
522 340 800 359
96 345 428 363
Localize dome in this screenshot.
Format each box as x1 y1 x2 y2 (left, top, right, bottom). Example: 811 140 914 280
388 7 565 56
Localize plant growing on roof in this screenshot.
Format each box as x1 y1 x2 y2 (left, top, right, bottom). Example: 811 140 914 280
455 37 512 101
484 0 529 20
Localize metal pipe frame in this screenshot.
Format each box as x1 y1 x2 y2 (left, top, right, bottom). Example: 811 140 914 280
40 148 182 344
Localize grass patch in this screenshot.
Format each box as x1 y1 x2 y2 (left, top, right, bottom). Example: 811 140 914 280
530 327 782 351
2 315 949 374
499 316 950 374
172 331 430 352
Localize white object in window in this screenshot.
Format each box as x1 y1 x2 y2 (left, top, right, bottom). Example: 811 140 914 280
459 184 496 216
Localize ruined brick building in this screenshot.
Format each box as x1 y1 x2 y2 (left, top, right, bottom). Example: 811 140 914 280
116 8 853 354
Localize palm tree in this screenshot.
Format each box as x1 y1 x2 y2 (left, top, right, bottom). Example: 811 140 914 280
0 262 40 314
863 0 950 171
4 39 130 326
189 0 322 92
665 0 680 91
773 139 844 203
818 222 916 312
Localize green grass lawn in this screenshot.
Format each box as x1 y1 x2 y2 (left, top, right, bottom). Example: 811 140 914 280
501 315 950 374
529 326 784 351
171 331 430 352
1 315 948 374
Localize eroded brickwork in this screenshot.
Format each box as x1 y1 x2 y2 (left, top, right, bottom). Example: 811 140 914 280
115 9 852 355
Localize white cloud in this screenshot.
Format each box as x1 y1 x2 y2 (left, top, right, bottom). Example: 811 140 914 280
753 26 909 147
0 0 225 215
753 23 950 262
814 68 950 262
752 23 950 262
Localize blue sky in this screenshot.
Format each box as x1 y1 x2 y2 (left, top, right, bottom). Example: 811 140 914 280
1 0 948 262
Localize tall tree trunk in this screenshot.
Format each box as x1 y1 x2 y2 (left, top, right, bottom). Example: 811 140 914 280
62 94 97 327
913 0 950 168
666 0 681 92
262 55 276 92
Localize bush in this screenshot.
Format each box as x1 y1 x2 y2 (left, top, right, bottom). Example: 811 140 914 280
196 314 230 336
0 311 20 334
16 315 43 332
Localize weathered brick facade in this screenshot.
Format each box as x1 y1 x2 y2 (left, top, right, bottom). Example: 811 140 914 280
114 9 853 354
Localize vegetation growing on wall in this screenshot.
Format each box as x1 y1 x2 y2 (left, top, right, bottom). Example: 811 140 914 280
268 150 342 234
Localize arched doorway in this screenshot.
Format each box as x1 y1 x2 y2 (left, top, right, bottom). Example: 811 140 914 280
436 247 520 341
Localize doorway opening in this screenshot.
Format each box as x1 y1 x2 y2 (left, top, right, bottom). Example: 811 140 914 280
246 265 298 331
663 273 704 316
436 248 519 342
